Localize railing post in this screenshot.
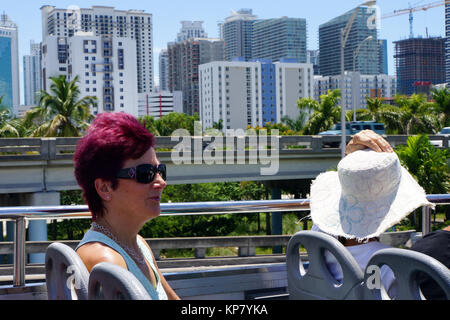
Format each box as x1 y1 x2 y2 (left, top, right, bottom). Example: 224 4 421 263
422 206 431 236
311 136 322 152
195 248 206 259
13 217 26 287
271 186 283 254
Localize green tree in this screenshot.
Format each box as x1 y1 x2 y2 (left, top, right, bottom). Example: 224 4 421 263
139 112 199 136
24 75 96 137
396 135 449 195
430 87 450 128
395 135 450 225
381 94 441 135
212 119 223 131
297 89 344 135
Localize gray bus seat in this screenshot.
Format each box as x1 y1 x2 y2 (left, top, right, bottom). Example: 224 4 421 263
88 262 151 300
286 230 365 300
45 242 90 300
364 248 450 300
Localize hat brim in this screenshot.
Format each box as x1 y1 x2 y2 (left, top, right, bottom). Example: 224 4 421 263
309 167 434 241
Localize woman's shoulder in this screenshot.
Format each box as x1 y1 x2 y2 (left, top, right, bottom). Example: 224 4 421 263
76 241 127 272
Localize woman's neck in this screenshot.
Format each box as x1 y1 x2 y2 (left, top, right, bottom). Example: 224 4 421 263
94 215 142 249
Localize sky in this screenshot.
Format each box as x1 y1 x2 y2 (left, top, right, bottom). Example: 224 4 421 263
1 0 446 104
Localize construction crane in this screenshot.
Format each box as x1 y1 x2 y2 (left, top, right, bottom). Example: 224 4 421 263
381 0 446 38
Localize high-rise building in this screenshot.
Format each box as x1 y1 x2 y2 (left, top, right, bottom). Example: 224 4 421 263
199 60 313 130
176 21 207 43
40 5 154 116
168 38 224 115
159 49 169 92
0 13 20 113
307 50 320 75
23 41 42 105
137 91 182 118
319 6 379 76
252 17 307 63
446 0 450 84
314 72 396 112
378 39 388 75
394 37 446 95
222 9 257 61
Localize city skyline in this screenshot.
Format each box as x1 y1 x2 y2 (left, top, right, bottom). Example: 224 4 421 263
1 0 446 104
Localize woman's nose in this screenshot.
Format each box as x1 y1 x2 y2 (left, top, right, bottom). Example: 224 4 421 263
152 172 166 189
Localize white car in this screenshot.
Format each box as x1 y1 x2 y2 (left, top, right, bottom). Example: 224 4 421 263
430 127 450 147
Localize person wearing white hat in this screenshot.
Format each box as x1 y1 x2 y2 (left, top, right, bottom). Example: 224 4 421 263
309 147 435 297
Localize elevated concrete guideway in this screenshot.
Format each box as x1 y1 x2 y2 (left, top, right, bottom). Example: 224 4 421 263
0 135 448 194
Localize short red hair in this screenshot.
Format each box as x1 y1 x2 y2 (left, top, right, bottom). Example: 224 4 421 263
74 112 155 220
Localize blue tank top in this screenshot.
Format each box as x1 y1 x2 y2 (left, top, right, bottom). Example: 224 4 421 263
76 229 168 300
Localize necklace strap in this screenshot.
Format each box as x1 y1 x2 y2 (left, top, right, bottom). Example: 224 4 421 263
91 222 146 266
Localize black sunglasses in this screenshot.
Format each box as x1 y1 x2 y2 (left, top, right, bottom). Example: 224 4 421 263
117 164 167 184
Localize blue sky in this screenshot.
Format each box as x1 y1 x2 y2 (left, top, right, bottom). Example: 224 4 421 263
1 0 446 103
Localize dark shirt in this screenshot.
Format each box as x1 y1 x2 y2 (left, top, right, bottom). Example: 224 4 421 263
410 230 450 300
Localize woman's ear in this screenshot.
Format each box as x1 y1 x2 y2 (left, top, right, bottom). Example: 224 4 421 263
94 178 113 201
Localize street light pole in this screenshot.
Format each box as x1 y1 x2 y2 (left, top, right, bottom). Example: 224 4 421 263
352 35 373 122
340 0 377 158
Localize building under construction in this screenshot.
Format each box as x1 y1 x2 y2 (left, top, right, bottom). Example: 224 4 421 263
394 37 446 95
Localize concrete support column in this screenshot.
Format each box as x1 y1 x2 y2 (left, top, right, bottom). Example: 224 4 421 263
270 186 282 254
26 192 60 263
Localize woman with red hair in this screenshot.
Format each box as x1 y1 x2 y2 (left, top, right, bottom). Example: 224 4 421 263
74 112 179 300
73 110 390 300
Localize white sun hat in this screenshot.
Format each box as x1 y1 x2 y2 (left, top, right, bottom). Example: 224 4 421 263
309 149 435 241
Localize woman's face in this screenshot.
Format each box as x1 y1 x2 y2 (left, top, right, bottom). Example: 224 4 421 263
112 147 166 221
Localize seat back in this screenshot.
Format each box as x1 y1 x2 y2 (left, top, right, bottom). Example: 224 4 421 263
364 248 450 300
45 242 89 300
286 230 365 300
88 262 151 300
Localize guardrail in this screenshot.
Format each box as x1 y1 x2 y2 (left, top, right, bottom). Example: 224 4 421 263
0 195 448 287
0 135 448 161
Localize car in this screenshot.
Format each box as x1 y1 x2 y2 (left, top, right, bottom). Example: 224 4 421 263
430 127 450 147
318 121 386 148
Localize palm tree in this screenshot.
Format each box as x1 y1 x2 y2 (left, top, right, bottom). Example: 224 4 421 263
0 108 20 137
0 96 22 137
297 89 344 135
390 94 441 135
24 75 96 137
281 111 308 133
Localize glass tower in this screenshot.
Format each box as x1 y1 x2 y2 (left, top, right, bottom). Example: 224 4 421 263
223 9 257 61
252 17 307 63
0 37 13 109
0 13 19 112
319 6 379 76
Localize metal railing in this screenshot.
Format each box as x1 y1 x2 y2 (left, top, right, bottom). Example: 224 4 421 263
0 195 449 287
0 135 448 161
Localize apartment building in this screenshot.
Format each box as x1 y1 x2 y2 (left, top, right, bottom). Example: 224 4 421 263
137 91 183 118
40 5 154 116
168 38 224 115
23 41 42 106
314 72 397 111
199 59 314 131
